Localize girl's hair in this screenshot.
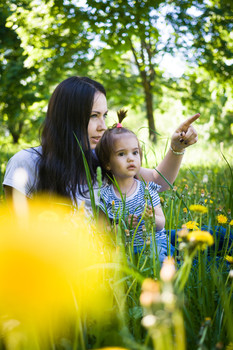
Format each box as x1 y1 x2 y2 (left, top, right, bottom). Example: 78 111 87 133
36 76 106 200
95 109 142 178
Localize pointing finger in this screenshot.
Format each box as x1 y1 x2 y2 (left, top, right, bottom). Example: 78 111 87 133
179 113 200 132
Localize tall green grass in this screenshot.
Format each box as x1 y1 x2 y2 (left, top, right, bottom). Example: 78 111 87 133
0 140 233 349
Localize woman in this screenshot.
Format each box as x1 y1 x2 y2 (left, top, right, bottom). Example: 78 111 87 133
3 76 199 211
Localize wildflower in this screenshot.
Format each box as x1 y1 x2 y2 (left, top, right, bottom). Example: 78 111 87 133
185 221 199 230
230 220 233 226
160 196 164 204
141 278 160 293
0 197 111 331
202 174 208 183
189 204 208 214
140 278 161 306
225 255 233 264
217 214 228 224
183 208 188 214
160 257 176 282
178 225 189 240
187 230 214 250
201 189 205 197
184 184 188 190
125 229 130 237
141 315 157 328
173 186 177 192
229 270 233 278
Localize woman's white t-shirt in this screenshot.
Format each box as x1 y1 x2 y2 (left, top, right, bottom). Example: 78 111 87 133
3 146 101 212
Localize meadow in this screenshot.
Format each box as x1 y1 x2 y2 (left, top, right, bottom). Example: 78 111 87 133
0 137 233 350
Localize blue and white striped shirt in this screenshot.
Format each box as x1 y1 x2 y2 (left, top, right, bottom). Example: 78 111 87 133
99 179 166 247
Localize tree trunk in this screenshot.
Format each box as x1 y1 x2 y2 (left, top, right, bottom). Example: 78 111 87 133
143 80 157 143
9 121 23 144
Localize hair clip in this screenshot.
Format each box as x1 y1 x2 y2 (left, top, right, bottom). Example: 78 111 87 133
117 123 122 128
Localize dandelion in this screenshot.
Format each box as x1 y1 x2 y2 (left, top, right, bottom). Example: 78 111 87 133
0 197 112 332
230 220 233 226
217 214 228 224
189 204 208 214
225 255 233 264
185 221 199 230
183 208 188 214
187 230 214 250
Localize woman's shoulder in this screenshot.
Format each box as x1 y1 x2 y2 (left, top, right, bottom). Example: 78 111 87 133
8 146 42 164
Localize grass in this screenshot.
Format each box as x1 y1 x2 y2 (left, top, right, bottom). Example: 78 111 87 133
0 138 233 349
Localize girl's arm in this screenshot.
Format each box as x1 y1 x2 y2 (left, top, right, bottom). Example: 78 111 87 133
153 205 165 231
138 113 200 191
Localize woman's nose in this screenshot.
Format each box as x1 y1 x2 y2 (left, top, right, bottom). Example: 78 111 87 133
97 117 107 131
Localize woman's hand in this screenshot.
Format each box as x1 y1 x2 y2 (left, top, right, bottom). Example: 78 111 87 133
171 113 200 152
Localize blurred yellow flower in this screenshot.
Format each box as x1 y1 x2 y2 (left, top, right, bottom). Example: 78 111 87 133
0 197 112 331
185 221 199 230
183 208 188 214
187 230 214 250
229 220 233 226
225 255 233 264
189 204 208 214
217 214 228 224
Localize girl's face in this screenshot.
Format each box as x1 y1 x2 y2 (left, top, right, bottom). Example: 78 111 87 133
106 134 141 180
88 92 108 149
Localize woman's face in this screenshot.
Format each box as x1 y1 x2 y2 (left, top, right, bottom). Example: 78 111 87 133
87 92 108 149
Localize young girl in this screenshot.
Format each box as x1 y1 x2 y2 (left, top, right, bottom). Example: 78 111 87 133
96 110 174 263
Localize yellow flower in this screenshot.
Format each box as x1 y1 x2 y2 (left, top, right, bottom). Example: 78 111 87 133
230 220 233 226
0 197 112 331
187 230 214 250
217 214 228 224
183 208 188 214
189 204 208 214
185 221 199 230
225 255 233 264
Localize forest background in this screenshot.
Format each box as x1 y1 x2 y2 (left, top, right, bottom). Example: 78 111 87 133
0 0 233 174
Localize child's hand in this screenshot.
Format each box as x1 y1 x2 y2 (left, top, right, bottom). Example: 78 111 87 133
171 113 200 152
128 214 138 228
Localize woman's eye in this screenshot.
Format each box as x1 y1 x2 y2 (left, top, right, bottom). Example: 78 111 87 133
104 113 108 119
118 152 124 156
91 114 97 118
133 150 139 155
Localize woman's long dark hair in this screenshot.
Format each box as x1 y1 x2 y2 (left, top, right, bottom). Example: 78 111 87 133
36 76 106 201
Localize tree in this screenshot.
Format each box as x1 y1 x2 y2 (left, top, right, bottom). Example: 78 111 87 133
0 0 91 143
165 0 233 84
84 0 168 142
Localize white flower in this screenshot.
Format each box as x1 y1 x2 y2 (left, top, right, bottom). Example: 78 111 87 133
141 315 157 328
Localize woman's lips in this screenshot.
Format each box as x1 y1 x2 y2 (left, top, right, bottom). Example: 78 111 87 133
91 136 101 143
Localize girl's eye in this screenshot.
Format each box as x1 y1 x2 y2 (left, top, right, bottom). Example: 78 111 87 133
133 150 139 155
104 113 108 119
90 114 97 118
118 152 124 156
